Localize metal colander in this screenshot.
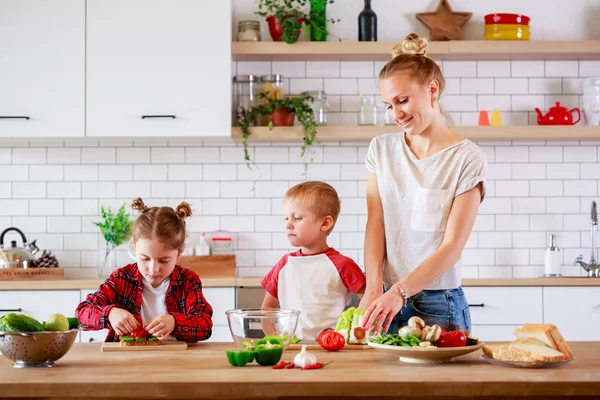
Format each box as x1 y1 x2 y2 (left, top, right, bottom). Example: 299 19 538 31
0 330 78 368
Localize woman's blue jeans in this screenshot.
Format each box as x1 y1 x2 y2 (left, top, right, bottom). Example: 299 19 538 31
385 287 472 334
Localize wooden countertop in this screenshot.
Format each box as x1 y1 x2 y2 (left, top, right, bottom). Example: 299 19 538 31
2 277 599 290
0 342 598 399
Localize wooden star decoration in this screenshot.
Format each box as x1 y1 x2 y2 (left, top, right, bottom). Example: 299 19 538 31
416 0 472 41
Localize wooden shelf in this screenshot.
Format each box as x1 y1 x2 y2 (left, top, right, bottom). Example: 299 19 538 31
232 41 600 61
231 125 600 142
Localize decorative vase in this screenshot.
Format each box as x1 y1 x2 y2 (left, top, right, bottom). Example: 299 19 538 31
97 244 118 279
266 15 304 43
309 0 328 41
271 108 295 126
358 0 377 41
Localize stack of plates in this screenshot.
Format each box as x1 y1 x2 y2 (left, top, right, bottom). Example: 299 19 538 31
484 14 531 40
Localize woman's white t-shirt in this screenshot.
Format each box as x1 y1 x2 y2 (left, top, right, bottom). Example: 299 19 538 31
365 132 487 290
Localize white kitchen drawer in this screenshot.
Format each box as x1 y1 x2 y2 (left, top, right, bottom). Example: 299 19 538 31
543 287 600 341
463 287 543 325
204 326 233 343
203 288 235 327
470 325 521 342
80 329 109 343
0 290 81 322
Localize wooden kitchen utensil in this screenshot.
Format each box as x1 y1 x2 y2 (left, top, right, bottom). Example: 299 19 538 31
101 341 188 352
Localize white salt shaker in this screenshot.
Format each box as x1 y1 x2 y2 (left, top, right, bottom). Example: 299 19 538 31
544 233 561 277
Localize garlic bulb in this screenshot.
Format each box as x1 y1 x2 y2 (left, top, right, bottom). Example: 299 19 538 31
293 345 317 368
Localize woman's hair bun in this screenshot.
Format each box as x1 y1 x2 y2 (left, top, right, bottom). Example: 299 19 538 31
392 33 428 58
131 197 149 213
175 202 192 221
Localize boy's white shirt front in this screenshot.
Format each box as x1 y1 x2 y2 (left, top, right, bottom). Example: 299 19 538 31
262 248 365 342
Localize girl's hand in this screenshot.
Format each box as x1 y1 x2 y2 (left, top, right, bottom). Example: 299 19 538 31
108 308 140 336
361 289 404 335
146 314 175 340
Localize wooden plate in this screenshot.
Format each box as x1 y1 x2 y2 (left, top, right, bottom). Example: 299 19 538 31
367 341 485 363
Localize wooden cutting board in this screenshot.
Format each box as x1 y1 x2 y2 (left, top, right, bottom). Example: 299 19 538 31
101 341 188 352
287 343 370 351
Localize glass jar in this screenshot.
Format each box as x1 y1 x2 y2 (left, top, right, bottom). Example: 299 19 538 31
304 90 329 125
237 21 261 42
582 77 600 126
259 75 286 125
359 95 385 126
232 75 259 126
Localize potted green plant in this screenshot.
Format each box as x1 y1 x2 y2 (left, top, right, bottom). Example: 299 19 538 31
256 0 338 43
240 92 318 164
93 204 132 278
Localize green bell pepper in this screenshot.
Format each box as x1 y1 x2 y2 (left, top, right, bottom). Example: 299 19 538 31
226 350 256 367
254 338 283 366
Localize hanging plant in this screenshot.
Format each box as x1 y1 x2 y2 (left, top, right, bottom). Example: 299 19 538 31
239 92 318 164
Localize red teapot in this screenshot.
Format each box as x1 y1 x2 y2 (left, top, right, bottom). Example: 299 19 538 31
535 102 581 125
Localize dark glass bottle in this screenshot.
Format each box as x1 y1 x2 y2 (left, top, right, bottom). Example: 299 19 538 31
358 0 377 41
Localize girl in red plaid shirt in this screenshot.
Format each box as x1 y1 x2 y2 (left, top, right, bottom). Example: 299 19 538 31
75 198 213 343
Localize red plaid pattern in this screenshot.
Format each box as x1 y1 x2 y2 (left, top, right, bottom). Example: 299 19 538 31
75 263 213 343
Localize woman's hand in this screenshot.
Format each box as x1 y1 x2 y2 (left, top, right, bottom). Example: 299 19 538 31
362 289 404 335
358 286 383 310
108 308 140 336
146 314 175 340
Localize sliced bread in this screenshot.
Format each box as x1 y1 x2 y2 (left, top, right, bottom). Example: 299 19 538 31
496 338 567 362
513 324 573 359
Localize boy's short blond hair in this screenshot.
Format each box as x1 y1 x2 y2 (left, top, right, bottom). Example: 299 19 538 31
284 181 341 235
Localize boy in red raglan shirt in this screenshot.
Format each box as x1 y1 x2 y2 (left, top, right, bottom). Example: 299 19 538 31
261 181 366 342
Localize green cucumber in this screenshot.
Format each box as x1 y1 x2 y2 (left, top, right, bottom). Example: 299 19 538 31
4 313 44 332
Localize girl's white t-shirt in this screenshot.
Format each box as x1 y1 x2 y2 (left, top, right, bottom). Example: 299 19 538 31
141 278 174 340
365 132 487 290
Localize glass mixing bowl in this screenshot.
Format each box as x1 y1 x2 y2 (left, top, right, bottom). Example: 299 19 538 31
225 308 300 349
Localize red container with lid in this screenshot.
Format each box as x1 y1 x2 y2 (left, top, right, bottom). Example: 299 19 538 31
484 13 530 25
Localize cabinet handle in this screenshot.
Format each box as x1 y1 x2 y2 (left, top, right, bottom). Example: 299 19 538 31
0 116 29 120
89 338 95 342
141 115 176 119
468 303 485 308
0 308 22 312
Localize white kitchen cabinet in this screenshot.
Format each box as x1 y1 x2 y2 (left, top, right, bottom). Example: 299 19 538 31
86 0 231 138
464 287 543 326
543 287 600 341
470 325 521 342
0 290 80 321
0 0 84 138
203 287 234 342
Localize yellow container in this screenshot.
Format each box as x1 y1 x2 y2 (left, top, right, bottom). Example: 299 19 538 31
484 24 531 40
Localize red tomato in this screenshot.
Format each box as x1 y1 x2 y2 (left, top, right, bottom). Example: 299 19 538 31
318 331 345 352
437 330 467 348
131 326 150 339
316 328 334 345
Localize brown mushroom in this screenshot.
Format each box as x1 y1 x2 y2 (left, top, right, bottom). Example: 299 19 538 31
425 324 442 344
420 326 431 341
399 325 422 339
407 316 426 330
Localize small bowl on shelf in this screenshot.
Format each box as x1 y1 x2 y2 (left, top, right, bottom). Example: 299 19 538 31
484 24 531 40
484 13 530 25
225 308 300 350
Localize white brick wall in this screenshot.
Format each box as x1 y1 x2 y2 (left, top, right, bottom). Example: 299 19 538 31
2 57 600 279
